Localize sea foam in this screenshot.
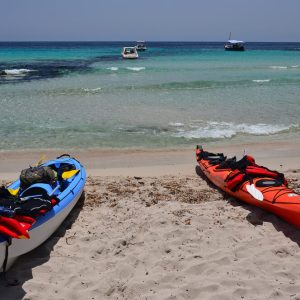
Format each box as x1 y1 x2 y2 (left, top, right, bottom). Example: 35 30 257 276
169 122 185 127
252 79 270 83
106 67 119 71
270 66 288 69
3 69 34 75
174 122 298 139
83 87 102 92
126 67 146 71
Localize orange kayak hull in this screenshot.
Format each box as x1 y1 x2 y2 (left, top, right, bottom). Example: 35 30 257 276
196 147 300 228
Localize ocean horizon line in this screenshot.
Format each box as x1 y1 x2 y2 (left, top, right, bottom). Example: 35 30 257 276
1 40 300 44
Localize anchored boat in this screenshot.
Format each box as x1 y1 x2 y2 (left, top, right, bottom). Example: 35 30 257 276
135 41 147 51
224 32 245 51
122 47 139 59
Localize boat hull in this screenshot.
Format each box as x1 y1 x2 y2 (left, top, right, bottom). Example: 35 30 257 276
225 48 245 51
224 46 245 51
122 55 138 59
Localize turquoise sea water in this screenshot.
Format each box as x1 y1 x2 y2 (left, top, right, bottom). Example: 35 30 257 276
0 42 299 150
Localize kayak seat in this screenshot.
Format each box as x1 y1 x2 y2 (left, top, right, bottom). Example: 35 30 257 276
216 157 237 170
200 151 226 165
20 183 55 198
216 155 256 171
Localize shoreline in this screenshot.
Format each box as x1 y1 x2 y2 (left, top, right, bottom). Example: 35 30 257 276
0 139 299 180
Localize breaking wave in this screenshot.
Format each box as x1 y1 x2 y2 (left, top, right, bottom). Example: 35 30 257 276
126 67 146 71
252 79 270 83
169 122 185 127
106 67 119 71
83 87 102 92
114 122 298 142
270 65 299 70
173 122 299 140
270 66 288 69
2 68 34 75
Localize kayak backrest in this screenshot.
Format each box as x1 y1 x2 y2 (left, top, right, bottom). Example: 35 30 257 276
20 183 56 198
199 150 226 165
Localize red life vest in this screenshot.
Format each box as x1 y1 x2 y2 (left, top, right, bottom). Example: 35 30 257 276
225 165 287 191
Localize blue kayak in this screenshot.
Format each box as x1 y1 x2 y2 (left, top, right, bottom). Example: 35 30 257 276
0 154 86 272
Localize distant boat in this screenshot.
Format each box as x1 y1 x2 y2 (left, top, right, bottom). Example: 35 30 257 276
224 33 245 51
122 47 139 59
135 41 147 51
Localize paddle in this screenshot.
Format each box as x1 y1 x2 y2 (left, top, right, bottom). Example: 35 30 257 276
36 154 46 166
62 169 79 180
246 180 263 201
8 188 19 196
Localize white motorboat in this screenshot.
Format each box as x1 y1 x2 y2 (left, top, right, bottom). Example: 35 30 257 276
122 47 139 59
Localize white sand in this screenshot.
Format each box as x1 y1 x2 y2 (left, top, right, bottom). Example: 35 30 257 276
0 142 300 299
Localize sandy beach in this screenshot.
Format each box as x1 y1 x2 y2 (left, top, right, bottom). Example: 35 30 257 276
1 3 300 299
0 141 300 299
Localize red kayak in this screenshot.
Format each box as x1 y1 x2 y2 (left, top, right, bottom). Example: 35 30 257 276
196 145 300 228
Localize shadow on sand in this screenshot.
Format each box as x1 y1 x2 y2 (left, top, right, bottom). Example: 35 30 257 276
195 165 300 246
0 191 85 300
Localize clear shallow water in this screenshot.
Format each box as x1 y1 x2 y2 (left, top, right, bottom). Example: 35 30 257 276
0 42 299 150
